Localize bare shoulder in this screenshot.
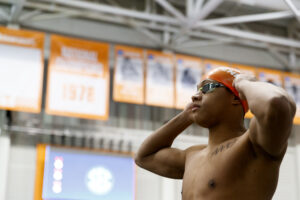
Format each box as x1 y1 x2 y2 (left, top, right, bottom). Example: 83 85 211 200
184 144 207 157
241 129 287 162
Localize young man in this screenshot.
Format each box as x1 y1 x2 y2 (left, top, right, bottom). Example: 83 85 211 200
135 67 296 200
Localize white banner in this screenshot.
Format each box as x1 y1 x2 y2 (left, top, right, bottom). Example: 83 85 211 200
145 50 174 108
46 35 109 120
0 27 44 113
175 55 203 109
113 45 144 104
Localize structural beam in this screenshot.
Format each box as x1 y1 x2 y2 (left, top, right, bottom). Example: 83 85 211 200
14 0 300 52
129 22 163 46
39 0 180 25
104 0 120 7
181 0 223 44
194 11 294 28
19 10 42 22
147 23 300 54
0 8 9 21
145 0 151 13
202 25 300 49
163 30 171 46
10 0 26 23
30 12 78 21
268 48 290 69
289 51 296 68
194 0 204 16
284 0 300 22
193 0 223 21
186 0 194 18
179 38 235 48
154 0 186 23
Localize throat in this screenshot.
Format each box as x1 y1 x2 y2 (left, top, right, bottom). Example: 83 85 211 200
208 125 245 147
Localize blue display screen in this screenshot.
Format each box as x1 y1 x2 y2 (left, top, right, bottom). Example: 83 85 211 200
42 146 135 200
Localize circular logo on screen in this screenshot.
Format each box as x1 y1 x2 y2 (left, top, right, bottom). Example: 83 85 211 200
85 166 114 195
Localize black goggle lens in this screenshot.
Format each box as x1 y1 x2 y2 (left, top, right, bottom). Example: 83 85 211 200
199 82 224 94
201 83 212 93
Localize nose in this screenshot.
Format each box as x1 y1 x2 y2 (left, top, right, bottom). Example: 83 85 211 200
192 93 202 102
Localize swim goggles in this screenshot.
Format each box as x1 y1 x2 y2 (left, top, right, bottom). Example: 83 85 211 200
198 82 226 94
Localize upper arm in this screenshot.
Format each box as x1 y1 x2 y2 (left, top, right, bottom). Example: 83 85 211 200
135 147 186 179
249 96 296 157
135 145 205 179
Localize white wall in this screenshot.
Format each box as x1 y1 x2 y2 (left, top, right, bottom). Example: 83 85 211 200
273 146 299 200
5 145 36 200
0 136 10 200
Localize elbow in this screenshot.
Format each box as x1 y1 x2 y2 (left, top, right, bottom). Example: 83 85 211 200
268 95 296 121
135 153 152 169
134 156 140 166
134 154 144 167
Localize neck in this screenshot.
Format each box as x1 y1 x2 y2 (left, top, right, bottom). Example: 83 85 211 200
208 120 246 148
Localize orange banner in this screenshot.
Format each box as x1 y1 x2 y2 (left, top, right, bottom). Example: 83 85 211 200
0 27 44 113
257 68 283 87
283 73 300 125
113 45 145 104
0 26 44 49
175 55 203 109
231 64 257 119
46 35 109 120
145 50 175 108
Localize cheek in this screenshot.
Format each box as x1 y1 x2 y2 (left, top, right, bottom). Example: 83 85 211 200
201 95 218 110
200 95 227 115
193 101 215 122
193 110 216 128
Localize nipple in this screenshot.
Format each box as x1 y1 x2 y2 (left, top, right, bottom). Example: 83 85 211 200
208 179 216 188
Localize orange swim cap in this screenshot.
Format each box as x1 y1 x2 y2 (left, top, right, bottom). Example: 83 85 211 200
204 67 249 113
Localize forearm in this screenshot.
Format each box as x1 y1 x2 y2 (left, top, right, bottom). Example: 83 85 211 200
136 112 192 159
236 80 295 118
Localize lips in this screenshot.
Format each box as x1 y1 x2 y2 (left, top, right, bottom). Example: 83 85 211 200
191 104 201 111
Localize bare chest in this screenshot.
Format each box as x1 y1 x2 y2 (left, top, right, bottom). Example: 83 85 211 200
183 152 249 194
183 151 248 192
181 139 276 199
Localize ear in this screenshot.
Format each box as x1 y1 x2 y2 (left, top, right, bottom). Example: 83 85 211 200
232 95 241 105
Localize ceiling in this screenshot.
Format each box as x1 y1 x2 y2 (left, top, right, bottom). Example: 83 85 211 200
1 0 300 70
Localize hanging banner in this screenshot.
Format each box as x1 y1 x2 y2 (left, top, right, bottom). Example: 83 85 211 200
175 55 203 109
0 27 45 113
257 68 283 87
0 27 44 113
113 45 144 104
145 50 175 108
203 59 230 74
283 73 300 124
46 35 109 120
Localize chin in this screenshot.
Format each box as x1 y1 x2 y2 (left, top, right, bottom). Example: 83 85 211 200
193 112 217 128
193 116 210 128
194 120 211 128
